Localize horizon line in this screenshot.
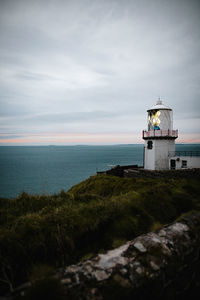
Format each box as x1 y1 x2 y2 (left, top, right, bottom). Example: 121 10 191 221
0 142 200 147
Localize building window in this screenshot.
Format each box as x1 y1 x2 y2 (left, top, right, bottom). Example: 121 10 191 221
170 159 176 170
147 141 153 149
182 160 187 168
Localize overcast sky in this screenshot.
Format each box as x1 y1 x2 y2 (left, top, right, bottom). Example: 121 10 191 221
0 0 200 145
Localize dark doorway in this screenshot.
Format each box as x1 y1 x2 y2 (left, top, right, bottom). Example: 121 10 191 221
170 159 176 170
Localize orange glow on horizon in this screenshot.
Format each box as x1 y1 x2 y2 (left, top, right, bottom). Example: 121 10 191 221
0 132 200 145
0 133 142 144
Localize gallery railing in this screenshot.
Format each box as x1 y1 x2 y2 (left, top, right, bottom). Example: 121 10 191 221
142 129 178 139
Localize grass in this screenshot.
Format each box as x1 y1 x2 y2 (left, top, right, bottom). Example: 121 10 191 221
0 174 200 295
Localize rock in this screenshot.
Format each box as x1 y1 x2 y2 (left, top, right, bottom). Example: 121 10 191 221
133 241 147 253
150 261 160 271
93 270 109 281
96 243 129 269
10 212 200 300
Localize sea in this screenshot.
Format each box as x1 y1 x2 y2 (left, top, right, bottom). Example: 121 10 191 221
0 144 200 199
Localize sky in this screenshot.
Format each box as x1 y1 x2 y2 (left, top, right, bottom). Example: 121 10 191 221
0 0 200 145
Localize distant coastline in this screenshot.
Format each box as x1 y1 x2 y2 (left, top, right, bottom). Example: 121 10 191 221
0 142 200 147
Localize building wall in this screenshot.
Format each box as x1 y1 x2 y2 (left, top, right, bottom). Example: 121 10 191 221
169 156 200 170
155 139 175 170
144 140 155 170
144 139 175 170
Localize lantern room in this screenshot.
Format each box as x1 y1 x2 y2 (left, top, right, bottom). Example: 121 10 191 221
143 100 178 140
147 99 173 131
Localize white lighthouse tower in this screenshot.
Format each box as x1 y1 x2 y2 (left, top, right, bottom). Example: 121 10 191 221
142 99 178 170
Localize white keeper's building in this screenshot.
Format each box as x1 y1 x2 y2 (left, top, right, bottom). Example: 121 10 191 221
142 100 200 170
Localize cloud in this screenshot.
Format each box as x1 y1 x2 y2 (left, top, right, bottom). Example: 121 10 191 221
0 0 200 144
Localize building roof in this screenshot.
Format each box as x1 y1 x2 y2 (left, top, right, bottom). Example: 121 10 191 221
147 99 172 111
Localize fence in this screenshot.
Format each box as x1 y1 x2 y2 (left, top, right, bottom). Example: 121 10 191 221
142 129 178 138
168 151 200 157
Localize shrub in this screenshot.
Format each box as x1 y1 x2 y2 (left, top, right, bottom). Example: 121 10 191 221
0 174 200 296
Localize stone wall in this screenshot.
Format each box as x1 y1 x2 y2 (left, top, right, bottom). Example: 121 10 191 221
124 167 200 178
100 165 200 179
97 165 139 177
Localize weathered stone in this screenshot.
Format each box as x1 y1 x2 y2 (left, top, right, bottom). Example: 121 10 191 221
120 268 127 275
96 243 129 269
93 270 109 281
10 212 200 300
150 261 160 271
133 241 147 253
135 266 145 275
160 243 172 256
61 278 72 285
151 236 162 244
168 222 189 234
159 229 167 237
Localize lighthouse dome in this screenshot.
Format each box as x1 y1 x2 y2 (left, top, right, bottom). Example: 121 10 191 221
147 99 172 112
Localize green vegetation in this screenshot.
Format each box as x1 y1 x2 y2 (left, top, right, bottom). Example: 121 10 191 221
0 174 200 295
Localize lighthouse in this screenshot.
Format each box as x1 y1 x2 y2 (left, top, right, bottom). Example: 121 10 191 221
142 99 178 170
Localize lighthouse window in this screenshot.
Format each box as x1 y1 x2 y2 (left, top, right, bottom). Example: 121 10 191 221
148 110 160 130
147 141 153 149
182 160 187 168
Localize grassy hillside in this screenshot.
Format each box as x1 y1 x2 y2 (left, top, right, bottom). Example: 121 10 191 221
0 174 200 295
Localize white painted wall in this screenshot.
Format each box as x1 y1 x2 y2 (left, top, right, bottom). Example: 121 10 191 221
159 110 173 131
144 140 155 170
144 139 175 170
169 156 200 170
155 140 175 170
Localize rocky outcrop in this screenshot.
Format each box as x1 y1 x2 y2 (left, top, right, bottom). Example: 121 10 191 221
10 212 200 299
59 212 200 299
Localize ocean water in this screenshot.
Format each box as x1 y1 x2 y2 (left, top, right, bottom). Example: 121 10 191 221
0 144 199 198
